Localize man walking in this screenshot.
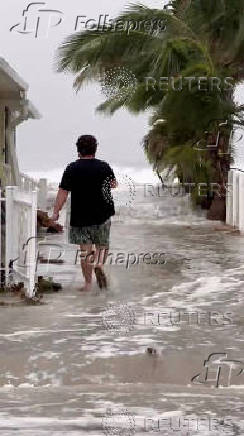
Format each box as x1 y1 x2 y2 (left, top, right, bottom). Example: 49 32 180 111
52 135 117 291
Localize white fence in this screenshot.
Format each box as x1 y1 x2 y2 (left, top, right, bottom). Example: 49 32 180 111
5 186 37 297
20 173 39 191
20 174 48 211
226 169 244 233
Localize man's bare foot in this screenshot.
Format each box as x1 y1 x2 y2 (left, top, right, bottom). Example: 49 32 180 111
79 283 92 292
94 266 107 289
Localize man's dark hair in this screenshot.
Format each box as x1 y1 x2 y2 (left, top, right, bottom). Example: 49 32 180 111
76 135 97 156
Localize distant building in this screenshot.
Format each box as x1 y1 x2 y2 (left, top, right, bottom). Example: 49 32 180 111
0 57 40 188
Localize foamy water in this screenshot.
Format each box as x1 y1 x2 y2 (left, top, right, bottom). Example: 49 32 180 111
1 190 244 434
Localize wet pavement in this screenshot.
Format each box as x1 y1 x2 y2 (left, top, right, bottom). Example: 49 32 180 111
1 189 244 435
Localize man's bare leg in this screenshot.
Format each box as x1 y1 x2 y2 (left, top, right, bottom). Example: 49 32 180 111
80 244 95 291
94 246 109 288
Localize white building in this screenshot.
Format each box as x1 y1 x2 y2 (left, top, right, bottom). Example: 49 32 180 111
0 58 41 292
0 57 40 188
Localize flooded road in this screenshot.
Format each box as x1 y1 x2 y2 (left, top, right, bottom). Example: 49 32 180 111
1 189 244 434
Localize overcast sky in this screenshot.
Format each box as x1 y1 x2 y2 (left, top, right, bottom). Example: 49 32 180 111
0 0 243 183
0 0 166 183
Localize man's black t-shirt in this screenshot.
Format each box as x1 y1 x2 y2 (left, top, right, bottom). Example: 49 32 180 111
59 158 116 227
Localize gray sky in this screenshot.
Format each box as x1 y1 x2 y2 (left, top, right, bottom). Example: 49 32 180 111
1 0 243 182
0 0 164 183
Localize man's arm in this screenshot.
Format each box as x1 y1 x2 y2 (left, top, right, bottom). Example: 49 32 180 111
110 179 118 189
107 165 118 189
51 188 69 221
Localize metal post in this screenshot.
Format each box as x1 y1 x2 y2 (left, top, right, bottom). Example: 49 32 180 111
239 173 244 234
226 170 234 226
233 172 238 228
0 188 1 278
5 186 17 286
26 190 37 297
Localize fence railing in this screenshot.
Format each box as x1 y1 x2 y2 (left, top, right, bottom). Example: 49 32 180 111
5 186 37 297
226 169 244 233
20 173 39 191
20 174 48 211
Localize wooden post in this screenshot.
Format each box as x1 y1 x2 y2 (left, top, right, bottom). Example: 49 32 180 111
26 189 37 297
5 186 16 285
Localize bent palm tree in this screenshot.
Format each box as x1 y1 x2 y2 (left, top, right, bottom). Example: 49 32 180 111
58 0 244 219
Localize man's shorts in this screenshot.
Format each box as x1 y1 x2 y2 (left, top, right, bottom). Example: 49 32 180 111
69 219 111 247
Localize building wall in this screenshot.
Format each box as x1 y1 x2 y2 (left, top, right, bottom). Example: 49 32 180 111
0 108 5 187
233 127 244 172
0 102 20 188
226 169 244 233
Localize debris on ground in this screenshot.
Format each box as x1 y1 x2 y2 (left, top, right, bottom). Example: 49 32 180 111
37 210 63 233
0 282 46 306
147 347 157 355
229 229 241 235
24 295 46 305
0 282 25 295
0 276 63 307
36 276 62 293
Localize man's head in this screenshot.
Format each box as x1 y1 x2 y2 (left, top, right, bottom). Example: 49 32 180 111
76 135 97 157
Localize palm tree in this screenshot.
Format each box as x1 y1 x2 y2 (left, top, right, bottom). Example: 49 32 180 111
57 0 244 219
